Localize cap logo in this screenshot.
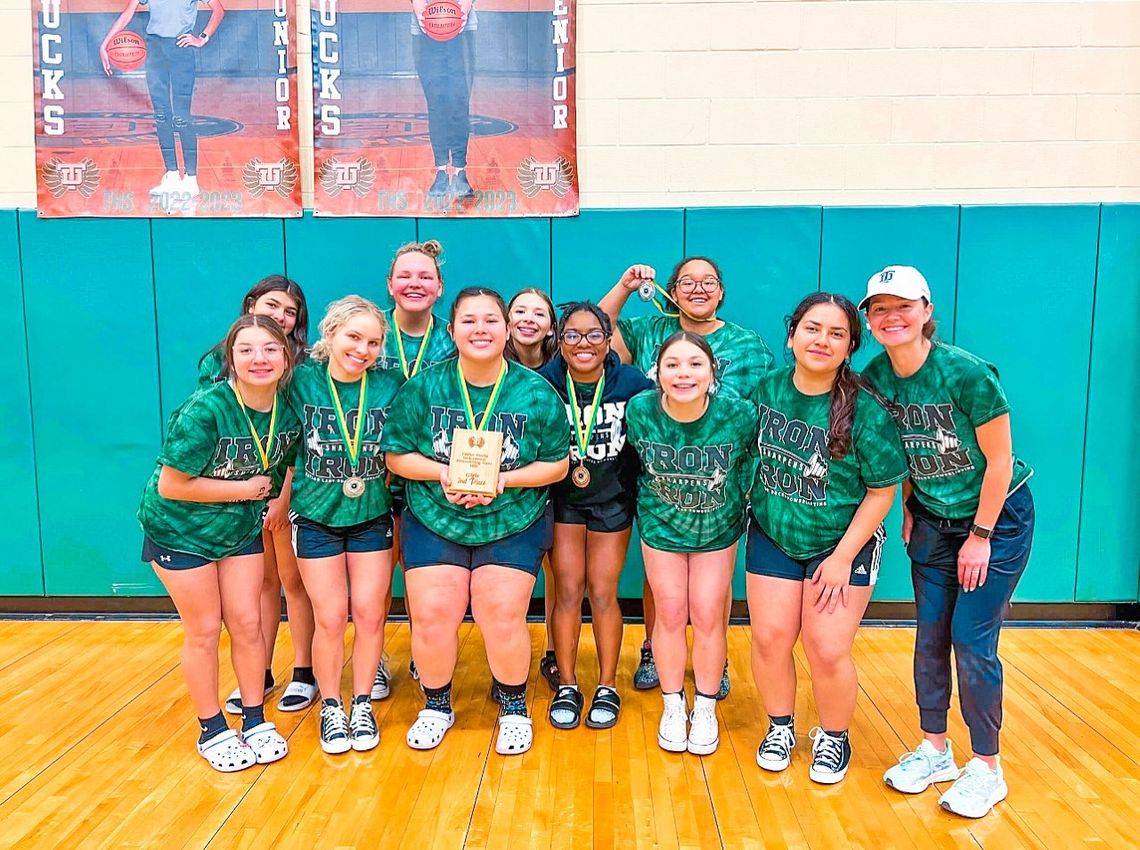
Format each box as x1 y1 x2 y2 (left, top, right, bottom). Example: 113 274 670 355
879 270 895 283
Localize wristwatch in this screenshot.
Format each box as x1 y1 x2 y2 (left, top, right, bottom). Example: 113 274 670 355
199 31 210 43
969 523 993 540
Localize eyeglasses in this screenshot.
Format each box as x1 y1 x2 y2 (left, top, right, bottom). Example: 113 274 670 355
233 344 285 358
560 329 609 345
675 277 721 293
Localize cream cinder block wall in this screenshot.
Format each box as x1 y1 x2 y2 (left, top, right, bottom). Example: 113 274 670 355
2 0 1139 209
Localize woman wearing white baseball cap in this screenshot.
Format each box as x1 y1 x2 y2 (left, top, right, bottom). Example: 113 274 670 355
860 265 1035 819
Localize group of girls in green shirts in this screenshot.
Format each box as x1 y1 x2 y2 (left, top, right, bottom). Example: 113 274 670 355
138 246 1034 821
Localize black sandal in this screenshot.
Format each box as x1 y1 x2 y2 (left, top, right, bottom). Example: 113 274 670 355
539 652 560 692
548 685 584 730
585 686 621 730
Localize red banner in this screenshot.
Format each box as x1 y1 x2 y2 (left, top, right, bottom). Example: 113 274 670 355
311 0 578 217
33 0 301 218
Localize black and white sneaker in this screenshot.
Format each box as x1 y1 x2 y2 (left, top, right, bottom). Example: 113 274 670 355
319 698 351 755
757 719 796 771
808 727 851 784
371 656 391 701
350 696 380 751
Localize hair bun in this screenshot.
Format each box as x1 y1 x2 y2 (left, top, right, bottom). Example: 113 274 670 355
421 239 443 258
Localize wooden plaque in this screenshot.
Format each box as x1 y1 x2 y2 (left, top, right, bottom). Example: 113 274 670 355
446 428 502 496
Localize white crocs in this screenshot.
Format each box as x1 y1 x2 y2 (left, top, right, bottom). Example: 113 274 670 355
406 708 455 750
242 721 289 764
197 728 256 773
496 714 533 756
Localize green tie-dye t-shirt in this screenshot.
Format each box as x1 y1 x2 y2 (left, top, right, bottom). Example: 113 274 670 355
617 315 774 399
862 342 1033 520
196 347 225 389
750 367 908 559
378 309 456 381
138 382 301 561
626 390 758 553
286 359 402 527
380 360 569 545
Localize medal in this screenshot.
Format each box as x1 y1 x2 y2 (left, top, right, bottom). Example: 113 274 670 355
565 371 605 489
637 279 656 302
571 464 591 488
327 366 368 497
394 314 433 380
229 382 279 472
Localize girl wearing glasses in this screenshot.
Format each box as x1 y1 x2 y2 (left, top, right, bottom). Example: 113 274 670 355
197 276 317 719
138 315 301 771
537 303 653 730
601 258 775 695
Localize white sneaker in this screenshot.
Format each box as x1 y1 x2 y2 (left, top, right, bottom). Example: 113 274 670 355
756 720 796 771
687 695 719 755
319 699 351 755
150 170 181 196
884 739 960 793
939 757 1008 818
657 692 688 752
181 174 200 195
371 655 391 700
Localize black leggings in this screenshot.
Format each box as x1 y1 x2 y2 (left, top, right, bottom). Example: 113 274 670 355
413 31 475 169
146 34 198 175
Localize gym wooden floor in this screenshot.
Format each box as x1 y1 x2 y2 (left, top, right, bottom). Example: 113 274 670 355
0 621 1136 849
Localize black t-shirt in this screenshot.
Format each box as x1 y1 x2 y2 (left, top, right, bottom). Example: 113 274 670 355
538 351 655 511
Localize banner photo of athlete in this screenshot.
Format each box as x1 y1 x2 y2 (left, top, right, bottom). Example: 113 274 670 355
312 0 578 217
33 0 302 218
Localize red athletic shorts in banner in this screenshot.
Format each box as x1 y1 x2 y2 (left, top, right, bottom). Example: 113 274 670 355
311 0 578 218
33 0 302 218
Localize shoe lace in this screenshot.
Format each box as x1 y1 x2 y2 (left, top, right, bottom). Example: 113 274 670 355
373 665 389 686
949 763 992 798
639 645 655 667
321 703 348 738
760 723 795 758
350 701 376 736
809 728 844 772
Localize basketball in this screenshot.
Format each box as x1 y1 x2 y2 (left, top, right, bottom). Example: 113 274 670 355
107 31 146 71
422 0 464 42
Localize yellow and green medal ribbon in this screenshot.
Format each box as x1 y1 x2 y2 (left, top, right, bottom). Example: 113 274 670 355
637 278 716 324
229 382 279 472
566 372 605 488
395 315 433 380
327 367 368 498
457 359 508 431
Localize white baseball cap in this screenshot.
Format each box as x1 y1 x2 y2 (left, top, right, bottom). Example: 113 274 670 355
859 265 932 310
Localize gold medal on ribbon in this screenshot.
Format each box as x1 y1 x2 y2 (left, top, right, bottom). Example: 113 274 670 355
328 366 368 499
394 315 434 380
566 372 605 490
230 382 279 475
447 360 507 497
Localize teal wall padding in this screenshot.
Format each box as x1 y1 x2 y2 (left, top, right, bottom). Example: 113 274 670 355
152 219 287 418
18 212 165 595
283 214 416 317
1077 205 1140 602
2 204 1136 605
0 212 44 595
957 205 1100 602
820 207 962 600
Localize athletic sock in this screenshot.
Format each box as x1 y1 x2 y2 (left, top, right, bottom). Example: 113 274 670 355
424 682 453 714
198 712 228 744
770 714 794 726
241 703 265 732
263 669 274 691
292 666 315 686
496 679 528 717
